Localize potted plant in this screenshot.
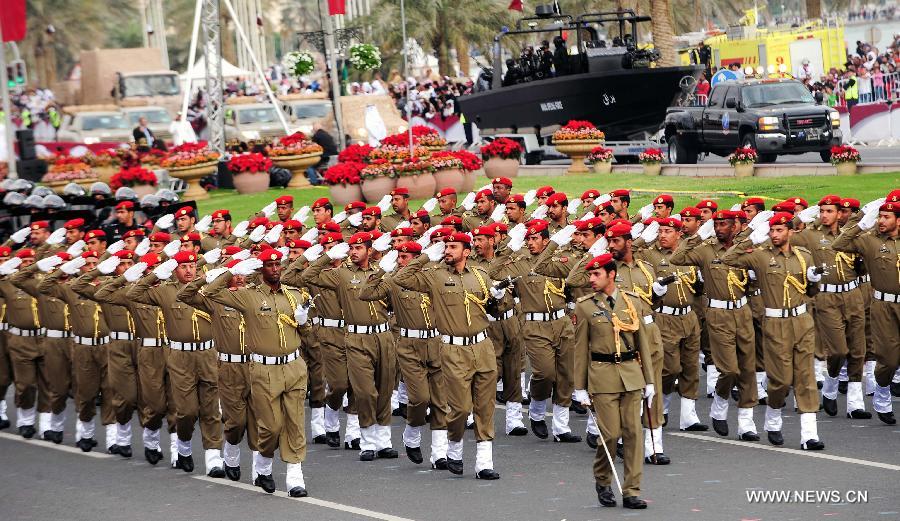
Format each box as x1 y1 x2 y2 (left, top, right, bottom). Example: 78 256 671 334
586 146 614 174
394 157 436 199
452 150 483 192
227 152 272 195
110 166 158 197
41 156 97 192
727 147 758 177
552 120 606 174
830 145 860 176
639 148 665 176
359 159 396 202
367 144 429 164
323 161 365 206
162 142 220 200
268 132 324 188
86 149 122 184
480 137 523 179
283 50 315 78
348 43 382 72
430 151 466 192
337 143 374 163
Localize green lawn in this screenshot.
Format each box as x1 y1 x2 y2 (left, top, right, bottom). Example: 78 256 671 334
197 172 900 219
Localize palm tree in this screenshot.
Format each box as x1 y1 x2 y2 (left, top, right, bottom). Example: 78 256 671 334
650 0 677 66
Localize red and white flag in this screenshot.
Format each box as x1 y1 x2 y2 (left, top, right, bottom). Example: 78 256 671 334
0 0 27 42
328 0 346 16
508 0 524 12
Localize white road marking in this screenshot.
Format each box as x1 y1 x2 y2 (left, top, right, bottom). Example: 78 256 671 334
0 431 113 459
670 432 900 472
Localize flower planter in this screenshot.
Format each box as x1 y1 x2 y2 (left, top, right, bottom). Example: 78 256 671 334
835 162 857 176
483 158 519 179
461 170 477 192
555 139 602 174
642 163 662 176
361 176 397 203
168 161 217 200
329 183 364 207
422 144 446 154
589 161 613 174
271 153 322 189
232 172 271 195
93 165 118 184
432 167 465 193
132 184 157 198
733 163 755 178
396 173 436 200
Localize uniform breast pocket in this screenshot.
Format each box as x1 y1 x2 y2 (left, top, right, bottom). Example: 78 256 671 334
256 311 276 328
443 288 465 308
169 306 186 320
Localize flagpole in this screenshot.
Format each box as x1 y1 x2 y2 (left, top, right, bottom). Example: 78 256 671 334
0 25 17 179
401 0 413 157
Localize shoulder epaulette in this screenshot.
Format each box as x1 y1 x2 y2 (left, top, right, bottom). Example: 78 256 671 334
575 293 595 303
794 246 811 254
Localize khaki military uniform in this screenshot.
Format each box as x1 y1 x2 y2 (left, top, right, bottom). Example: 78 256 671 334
0 275 44 426
379 211 412 233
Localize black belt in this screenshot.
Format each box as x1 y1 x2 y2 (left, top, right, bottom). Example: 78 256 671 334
591 350 638 363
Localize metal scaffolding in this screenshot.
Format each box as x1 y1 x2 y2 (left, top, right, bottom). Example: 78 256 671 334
202 0 225 153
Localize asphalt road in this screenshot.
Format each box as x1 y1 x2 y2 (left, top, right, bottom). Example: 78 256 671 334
1 388 899 521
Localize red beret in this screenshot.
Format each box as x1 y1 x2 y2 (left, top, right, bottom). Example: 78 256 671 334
81 251 99 259
30 221 50 231
491 177 513 187
818 194 841 206
286 239 311 249
312 197 331 209
345 201 366 211
257 248 283 261
55 252 72 261
605 222 632 238
507 194 525 204
491 222 508 234
275 195 294 205
743 197 765 207
536 186 555 197
475 189 493 201
712 210 737 220
174 206 195 218
224 259 240 269
211 209 231 220
369 231 383 240
0 246 12 257
790 197 808 208
348 232 372 244
679 207 700 218
471 226 495 237
769 212 794 226
526 219 548 235
319 232 344 245
64 218 85 230
412 209 430 219
263 221 278 231
15 248 35 259
734 210 749 221
575 217 604 232
172 251 198 264
886 189 900 203
123 229 145 239
446 232 472 245
283 220 303 230
113 250 136 260
607 218 631 228
771 201 796 213
396 241 422 254
582 189 601 200
115 201 135 210
436 187 457 198
149 232 171 243
223 245 243 255
656 217 682 229
391 227 414 238
441 215 463 226
250 217 270 228
609 189 629 198
85 229 106 240
697 200 718 210
653 194 674 205
140 253 161 267
181 232 201 243
840 198 860 210
545 192 568 207
881 201 900 214
390 187 410 197
362 206 381 217
585 253 615 270
430 226 455 239
318 221 341 233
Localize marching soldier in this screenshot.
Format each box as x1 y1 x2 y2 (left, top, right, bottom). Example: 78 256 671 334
379 187 412 231
490 177 513 205
544 193 572 234
740 197 769 403
504 194 529 226
0 245 13 430
609 189 631 220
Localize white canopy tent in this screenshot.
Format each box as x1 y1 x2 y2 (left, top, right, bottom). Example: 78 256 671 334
181 56 253 81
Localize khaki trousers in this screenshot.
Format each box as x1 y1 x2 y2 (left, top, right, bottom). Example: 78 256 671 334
815 289 866 381
642 322 664 427
345 330 396 428
0 331 12 401
302 337 326 408
396 336 447 430
318 325 355 413
707 306 758 408
591 390 643 497
487 316 524 404
107 339 139 425
860 280 874 361
749 293 766 371
522 317 574 406
658 311 701 399
442 338 496 443
136 344 172 431
73 342 115 425
870 300 900 387
41 336 72 414
763 313 818 413
166 348 222 449
250 357 307 463
6 334 42 411
219 361 258 450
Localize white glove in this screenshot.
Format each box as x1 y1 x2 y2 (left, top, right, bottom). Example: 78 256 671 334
573 389 590 406
550 224 577 247
640 221 660 244
489 285 505 299
489 204 506 222
0 257 23 275
730 203 742 211
567 198 582 215
595 193 611 206
277 246 289 259
195 215 212 233
348 212 363 227
203 248 222 264
123 262 147 282
530 204 548 220
424 241 446 262
698 219 715 240
294 304 309 326
10 227 30 244
97 256 121 275
631 222 645 237
523 189 537 207
155 214 175 230
61 256 87 275
260 201 277 217
232 220 250 238
749 210 774 231
135 238 150 256
652 280 669 296
861 197 886 216
293 206 311 223
639 203 654 220
806 266 823 283
858 209 878 230
264 224 284 244
163 239 181 257
249 225 267 243
300 228 318 243
107 240 126 255
205 267 229 283
749 222 770 245
153 258 178 280
37 255 64 272
232 249 252 261
395 220 410 230
333 211 348 223
376 194 392 213
644 383 655 401
378 249 399 273
671 213 682 221
67 240 86 257
230 258 263 276
508 235 525 252
461 191 477 212
46 227 66 245
372 232 392 252
326 242 350 260
303 244 324 262
478 183 492 193
580 211 595 221
748 269 756 281
588 237 608 256
798 205 820 224
421 197 438 213
508 222 527 242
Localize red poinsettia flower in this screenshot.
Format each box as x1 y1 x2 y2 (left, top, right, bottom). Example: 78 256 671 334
227 152 272 174
110 166 159 190
323 161 364 185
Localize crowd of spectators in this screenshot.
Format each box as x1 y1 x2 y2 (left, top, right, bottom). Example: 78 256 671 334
3 88 63 141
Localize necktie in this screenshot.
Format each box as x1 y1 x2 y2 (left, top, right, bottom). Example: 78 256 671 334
607 296 615 310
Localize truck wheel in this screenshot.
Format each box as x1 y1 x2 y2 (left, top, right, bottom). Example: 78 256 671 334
819 150 832 163
667 135 697 164
742 134 777 163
